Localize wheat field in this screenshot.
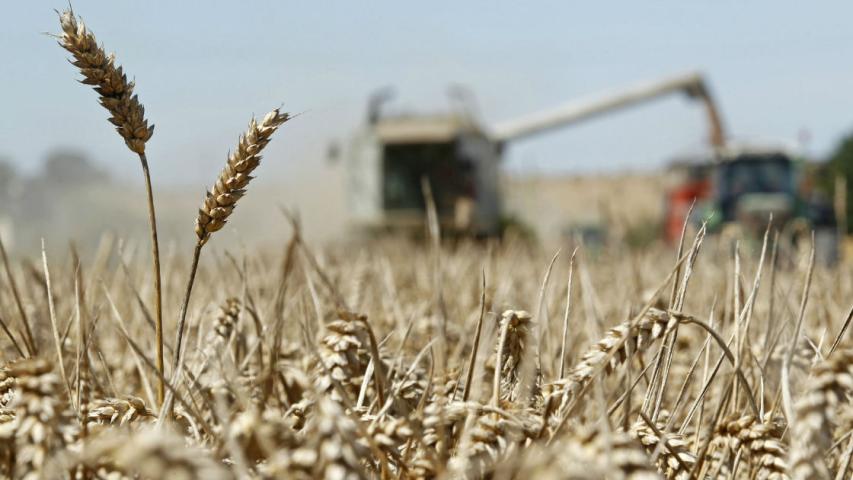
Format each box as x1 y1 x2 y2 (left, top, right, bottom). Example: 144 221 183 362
2 7 853 480
1 227 852 479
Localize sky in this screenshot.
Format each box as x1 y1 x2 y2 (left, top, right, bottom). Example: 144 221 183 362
3 1 853 185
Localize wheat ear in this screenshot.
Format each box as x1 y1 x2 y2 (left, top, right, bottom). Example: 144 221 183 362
194 109 290 244
789 346 853 480
715 414 788 480
167 108 289 418
58 8 165 408
57 10 154 154
549 308 676 417
631 416 697 479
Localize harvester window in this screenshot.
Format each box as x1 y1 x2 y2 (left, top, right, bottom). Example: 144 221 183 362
382 142 473 216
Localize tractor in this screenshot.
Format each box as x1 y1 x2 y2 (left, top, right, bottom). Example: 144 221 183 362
664 144 839 261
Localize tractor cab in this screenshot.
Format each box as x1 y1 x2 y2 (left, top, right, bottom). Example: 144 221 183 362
664 146 805 241
712 148 839 262
714 150 800 231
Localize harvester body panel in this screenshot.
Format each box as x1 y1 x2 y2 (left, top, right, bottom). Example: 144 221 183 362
344 115 502 236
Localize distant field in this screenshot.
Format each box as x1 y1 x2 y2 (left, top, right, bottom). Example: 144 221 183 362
2 171 666 255
504 172 666 241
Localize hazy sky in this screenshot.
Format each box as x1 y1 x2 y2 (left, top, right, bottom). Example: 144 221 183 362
4 1 853 185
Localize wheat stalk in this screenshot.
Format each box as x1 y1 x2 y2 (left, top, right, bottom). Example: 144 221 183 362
701 411 789 480
57 8 165 408
167 108 290 420
315 312 374 401
260 397 369 479
213 297 241 343
547 307 677 422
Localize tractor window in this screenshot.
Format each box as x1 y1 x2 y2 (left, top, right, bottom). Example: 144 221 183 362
720 155 793 197
718 154 794 220
382 142 474 215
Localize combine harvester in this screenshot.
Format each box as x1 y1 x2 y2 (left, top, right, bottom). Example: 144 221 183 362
338 71 840 258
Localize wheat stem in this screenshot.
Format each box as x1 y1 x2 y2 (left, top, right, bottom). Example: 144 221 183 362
171 242 202 395
462 271 487 403
138 153 165 408
0 313 24 358
0 236 36 356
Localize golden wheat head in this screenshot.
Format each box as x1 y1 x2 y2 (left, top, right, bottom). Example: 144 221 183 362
194 108 290 244
58 8 154 155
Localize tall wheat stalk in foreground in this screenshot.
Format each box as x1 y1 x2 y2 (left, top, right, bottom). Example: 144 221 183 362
57 8 165 407
166 109 290 416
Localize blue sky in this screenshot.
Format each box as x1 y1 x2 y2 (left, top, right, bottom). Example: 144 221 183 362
3 1 853 184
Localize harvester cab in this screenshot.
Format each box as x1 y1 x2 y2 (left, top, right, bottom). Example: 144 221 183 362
344 111 502 237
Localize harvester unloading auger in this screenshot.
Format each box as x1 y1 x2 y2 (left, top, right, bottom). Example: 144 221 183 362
489 71 725 147
341 71 837 258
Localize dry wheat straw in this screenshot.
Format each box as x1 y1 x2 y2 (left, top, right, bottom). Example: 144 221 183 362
491 309 534 406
